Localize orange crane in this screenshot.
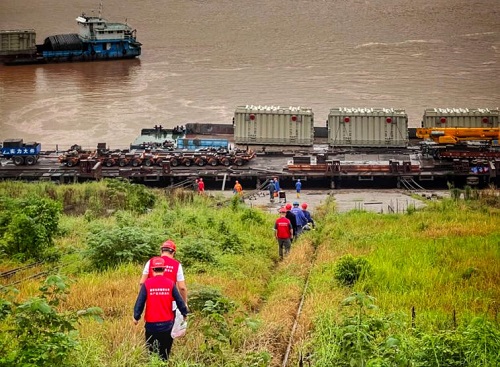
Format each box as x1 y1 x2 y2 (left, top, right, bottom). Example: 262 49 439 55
416 127 500 145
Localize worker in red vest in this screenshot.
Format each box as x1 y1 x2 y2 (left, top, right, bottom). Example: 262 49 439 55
140 240 188 307
198 178 205 194
274 207 293 259
133 257 189 361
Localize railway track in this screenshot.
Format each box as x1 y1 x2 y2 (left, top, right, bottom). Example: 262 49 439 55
0 258 80 289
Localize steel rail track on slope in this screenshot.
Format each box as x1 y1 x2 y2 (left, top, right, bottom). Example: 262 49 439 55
0 258 81 289
0 261 44 278
281 239 319 367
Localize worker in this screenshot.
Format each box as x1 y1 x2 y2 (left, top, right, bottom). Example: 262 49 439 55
140 240 188 307
198 178 205 194
291 201 307 236
301 202 315 230
134 257 189 361
284 203 298 240
273 177 281 192
233 180 243 196
274 207 293 260
193 178 199 192
267 179 276 203
295 179 302 198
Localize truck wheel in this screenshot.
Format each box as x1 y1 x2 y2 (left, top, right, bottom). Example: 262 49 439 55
105 159 114 167
25 156 36 165
13 156 24 166
221 157 231 166
132 159 141 167
195 158 206 166
119 159 128 167
144 159 153 167
67 159 75 167
234 158 243 166
184 158 192 167
208 157 218 166
170 158 179 167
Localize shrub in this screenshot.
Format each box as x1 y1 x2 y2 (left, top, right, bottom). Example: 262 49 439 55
188 287 227 313
220 233 243 254
85 226 161 270
0 275 102 367
176 238 217 267
334 254 372 286
105 179 156 214
0 196 61 260
240 208 265 225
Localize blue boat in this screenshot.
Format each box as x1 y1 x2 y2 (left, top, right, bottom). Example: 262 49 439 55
0 11 141 65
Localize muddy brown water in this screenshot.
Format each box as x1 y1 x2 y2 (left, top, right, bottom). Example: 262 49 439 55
1 0 498 149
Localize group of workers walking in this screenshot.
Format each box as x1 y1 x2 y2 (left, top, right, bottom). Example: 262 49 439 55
134 240 189 362
274 201 315 259
134 177 315 361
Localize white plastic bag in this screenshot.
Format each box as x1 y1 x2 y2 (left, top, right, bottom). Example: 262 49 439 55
171 309 187 338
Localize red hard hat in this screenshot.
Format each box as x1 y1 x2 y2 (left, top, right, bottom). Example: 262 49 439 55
285 203 292 210
151 256 166 268
161 240 177 252
301 203 308 209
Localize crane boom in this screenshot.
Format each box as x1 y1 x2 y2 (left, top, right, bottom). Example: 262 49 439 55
416 128 500 144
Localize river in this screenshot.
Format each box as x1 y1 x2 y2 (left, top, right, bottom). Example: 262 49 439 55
0 0 498 149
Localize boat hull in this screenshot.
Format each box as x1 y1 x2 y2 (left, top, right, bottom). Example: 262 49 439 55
3 41 140 65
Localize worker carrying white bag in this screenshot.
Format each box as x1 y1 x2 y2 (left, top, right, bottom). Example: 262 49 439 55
171 309 188 338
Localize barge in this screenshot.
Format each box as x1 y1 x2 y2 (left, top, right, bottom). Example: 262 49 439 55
1 122 498 190
1 105 499 189
0 12 141 65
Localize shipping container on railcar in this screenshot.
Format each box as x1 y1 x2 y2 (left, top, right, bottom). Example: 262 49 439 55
234 105 314 146
327 108 408 147
422 108 500 128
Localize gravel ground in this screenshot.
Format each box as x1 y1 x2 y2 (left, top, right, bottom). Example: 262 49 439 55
209 189 449 214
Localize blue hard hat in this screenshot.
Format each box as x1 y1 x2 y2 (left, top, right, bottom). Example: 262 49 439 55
293 201 299 206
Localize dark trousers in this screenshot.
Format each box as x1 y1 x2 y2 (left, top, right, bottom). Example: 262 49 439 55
146 329 174 361
277 238 292 259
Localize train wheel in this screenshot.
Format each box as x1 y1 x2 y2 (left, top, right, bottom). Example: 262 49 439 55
25 155 36 165
119 159 128 167
234 158 243 166
170 158 179 167
184 158 192 167
195 158 206 166
208 158 218 166
13 156 24 166
221 157 231 166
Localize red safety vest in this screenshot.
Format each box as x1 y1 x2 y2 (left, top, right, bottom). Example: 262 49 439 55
148 256 180 283
275 217 292 239
144 276 175 323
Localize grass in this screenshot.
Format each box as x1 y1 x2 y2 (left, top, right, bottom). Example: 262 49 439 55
1 181 499 366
